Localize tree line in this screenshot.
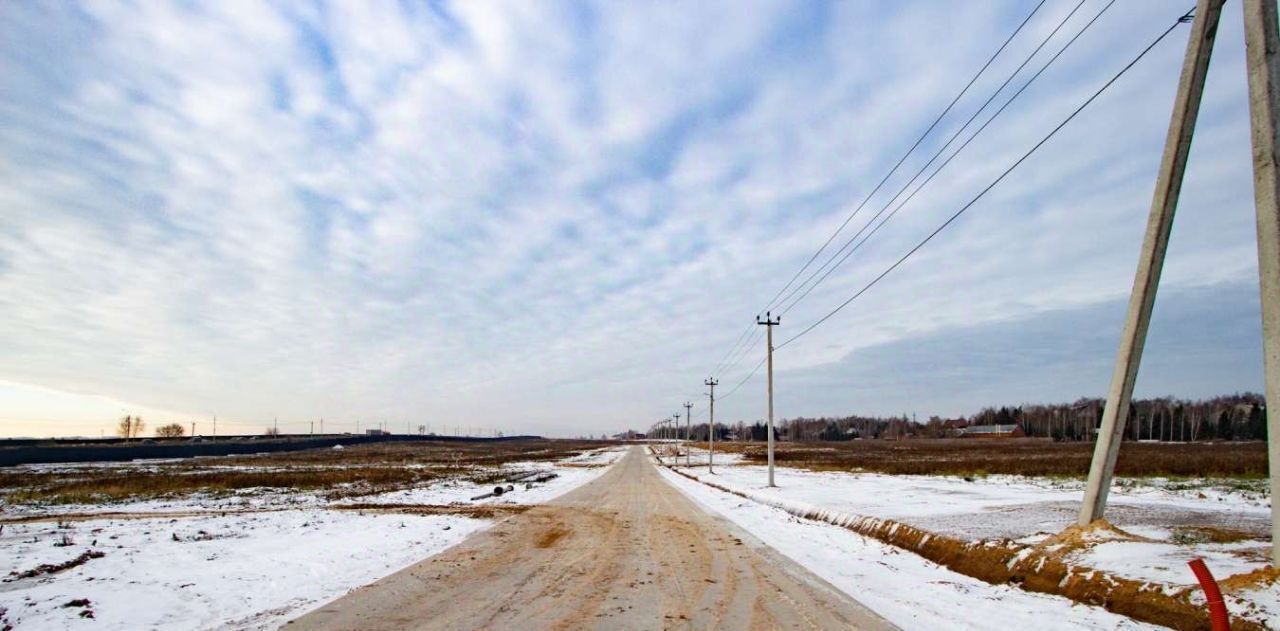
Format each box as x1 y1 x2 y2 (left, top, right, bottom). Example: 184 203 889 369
652 393 1267 442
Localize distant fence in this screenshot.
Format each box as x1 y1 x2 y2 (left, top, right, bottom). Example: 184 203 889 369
0 434 542 467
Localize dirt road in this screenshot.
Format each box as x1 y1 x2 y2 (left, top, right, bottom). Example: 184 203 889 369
289 446 893 630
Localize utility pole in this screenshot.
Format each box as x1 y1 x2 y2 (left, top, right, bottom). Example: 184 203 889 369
212 415 217 438
705 377 718 473
1080 0 1225 526
683 402 693 467
191 421 195 437
274 416 279 436
1243 0 1280 564
672 413 681 463
320 418 324 435
310 421 314 436
757 311 780 487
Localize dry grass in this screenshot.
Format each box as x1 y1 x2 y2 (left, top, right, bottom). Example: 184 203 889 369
706 438 1267 477
0 439 609 505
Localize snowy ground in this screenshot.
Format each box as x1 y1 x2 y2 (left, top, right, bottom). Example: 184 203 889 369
659 446 1277 628
0 446 626 630
655 463 1160 630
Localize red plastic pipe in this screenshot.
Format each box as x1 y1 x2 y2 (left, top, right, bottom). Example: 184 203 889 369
1188 558 1230 631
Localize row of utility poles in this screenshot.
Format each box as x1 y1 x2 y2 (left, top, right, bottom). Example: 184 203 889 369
650 378 721 474
178 415 500 438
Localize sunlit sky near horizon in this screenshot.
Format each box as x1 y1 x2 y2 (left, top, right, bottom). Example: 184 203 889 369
0 1 1268 438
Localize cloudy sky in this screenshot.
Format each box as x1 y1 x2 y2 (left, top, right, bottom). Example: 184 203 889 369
0 1 1266 438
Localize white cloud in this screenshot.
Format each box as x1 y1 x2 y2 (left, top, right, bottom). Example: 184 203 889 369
0 1 1264 437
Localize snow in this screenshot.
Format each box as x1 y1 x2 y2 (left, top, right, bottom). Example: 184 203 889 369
339 450 623 507
660 451 1276 627
0 446 626 630
655 463 1161 630
1 510 486 630
664 455 1268 542
1077 540 1261 585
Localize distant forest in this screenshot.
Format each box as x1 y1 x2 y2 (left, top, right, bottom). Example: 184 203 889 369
654 393 1267 442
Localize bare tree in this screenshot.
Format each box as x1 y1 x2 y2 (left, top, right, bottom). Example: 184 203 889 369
155 423 185 438
116 415 145 439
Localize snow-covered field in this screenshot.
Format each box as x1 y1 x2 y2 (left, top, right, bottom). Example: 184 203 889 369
0 446 626 630
656 463 1160 630
658 446 1278 628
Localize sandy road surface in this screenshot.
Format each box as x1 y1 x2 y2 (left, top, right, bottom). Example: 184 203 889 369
289 446 893 630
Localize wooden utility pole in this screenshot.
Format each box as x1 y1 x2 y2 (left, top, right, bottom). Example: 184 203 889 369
191 421 195 437
757 312 780 487
705 377 718 473
1079 0 1227 526
1243 0 1280 564
683 402 693 466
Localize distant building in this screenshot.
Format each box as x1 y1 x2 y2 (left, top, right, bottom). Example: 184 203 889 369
959 423 1025 438
365 429 389 436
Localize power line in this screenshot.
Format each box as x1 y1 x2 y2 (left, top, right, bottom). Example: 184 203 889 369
775 5 1194 351
718 355 768 402
698 1 1049 388
775 0 1095 318
716 325 764 379
759 0 1049 316
786 0 1119 322
711 321 757 376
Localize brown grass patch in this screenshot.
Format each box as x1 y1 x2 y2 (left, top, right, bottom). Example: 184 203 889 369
333 503 532 520
0 439 608 505
5 550 105 582
703 439 1267 477
1171 525 1259 545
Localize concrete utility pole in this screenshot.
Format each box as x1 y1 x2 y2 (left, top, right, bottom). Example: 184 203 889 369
191 421 195 437
1242 0 1280 564
1080 0 1225 526
705 377 718 474
683 402 693 467
757 311 780 487
672 413 681 463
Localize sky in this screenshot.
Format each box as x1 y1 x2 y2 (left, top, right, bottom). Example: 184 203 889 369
0 1 1268 438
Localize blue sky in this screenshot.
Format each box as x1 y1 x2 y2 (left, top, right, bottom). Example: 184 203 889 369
0 1 1267 437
